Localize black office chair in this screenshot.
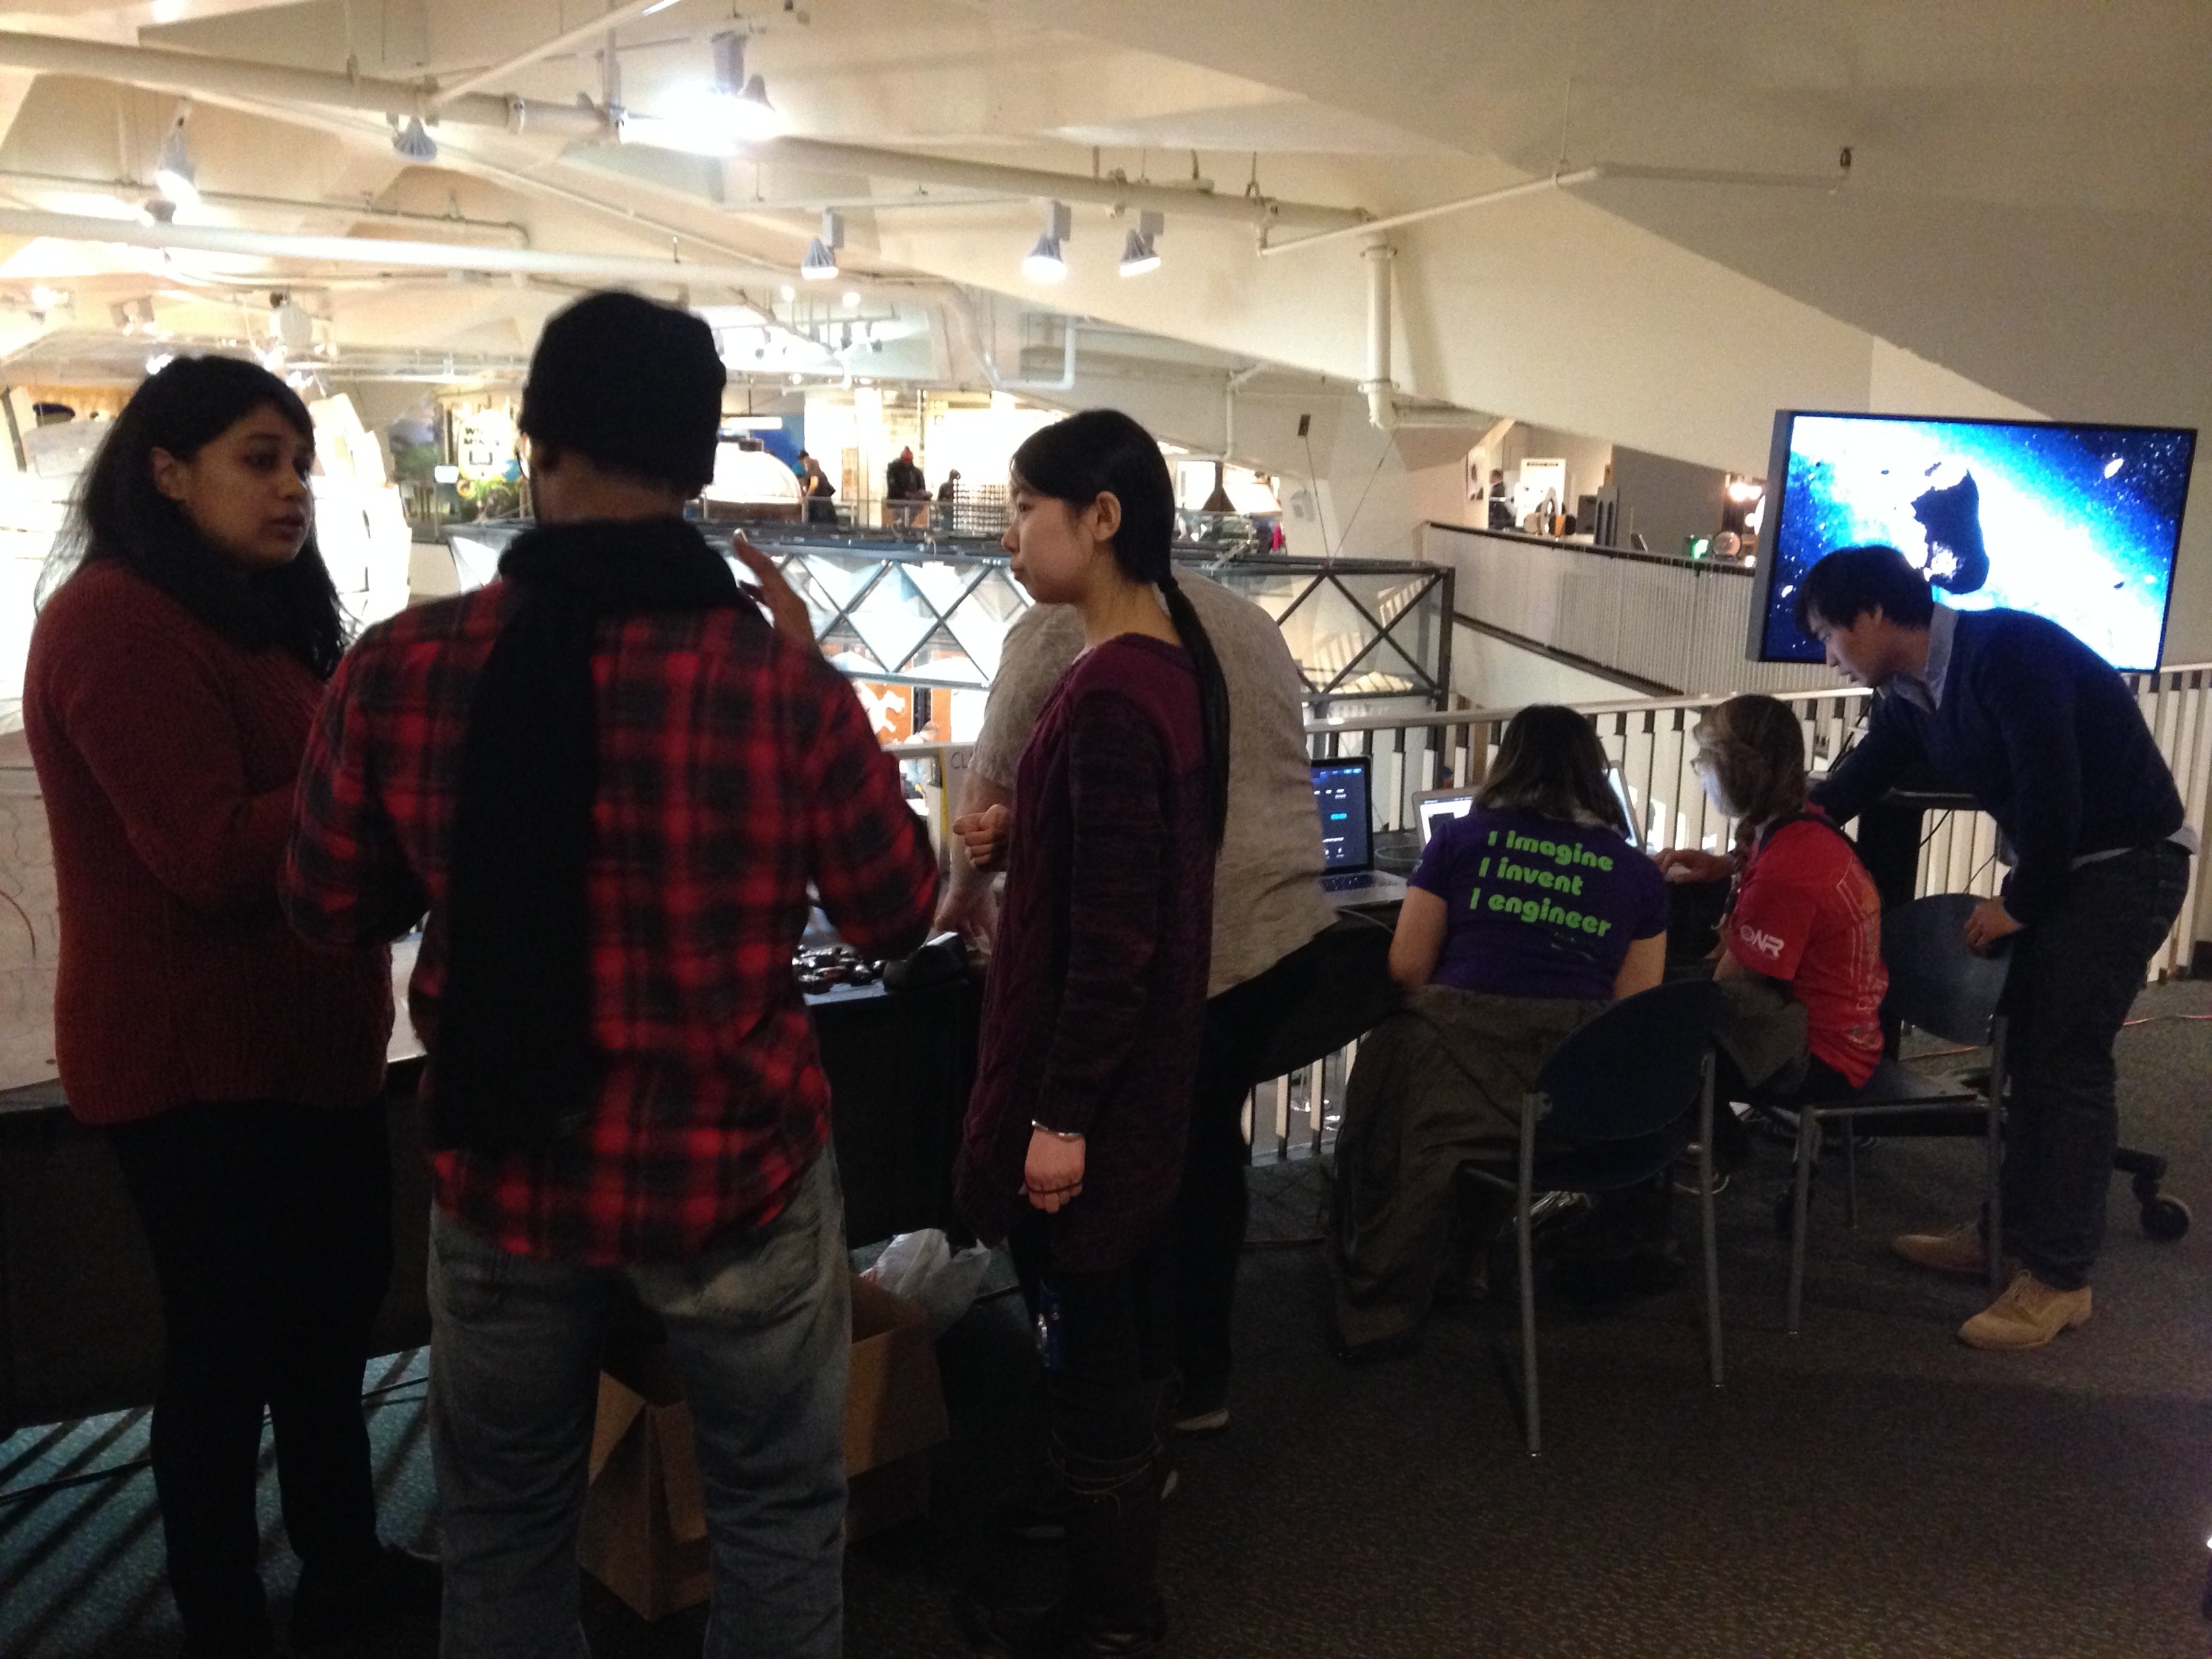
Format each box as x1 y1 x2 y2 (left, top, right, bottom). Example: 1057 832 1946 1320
1458 979 1723 1456
1778 893 2009 1333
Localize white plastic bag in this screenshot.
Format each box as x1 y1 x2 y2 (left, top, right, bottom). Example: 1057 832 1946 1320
862 1228 994 1334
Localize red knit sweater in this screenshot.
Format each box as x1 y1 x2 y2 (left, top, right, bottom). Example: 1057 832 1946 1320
23 560 392 1125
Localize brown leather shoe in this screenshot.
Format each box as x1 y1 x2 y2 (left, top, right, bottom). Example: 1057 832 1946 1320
1959 1269 2092 1351
1892 1220 2005 1278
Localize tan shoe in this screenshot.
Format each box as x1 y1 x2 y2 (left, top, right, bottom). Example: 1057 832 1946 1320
1959 1269 2092 1351
1891 1220 1993 1277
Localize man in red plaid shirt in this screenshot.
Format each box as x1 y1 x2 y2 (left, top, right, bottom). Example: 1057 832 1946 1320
283 291 937 1659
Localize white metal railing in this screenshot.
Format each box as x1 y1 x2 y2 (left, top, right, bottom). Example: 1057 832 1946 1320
1420 521 1837 697
894 665 2212 1161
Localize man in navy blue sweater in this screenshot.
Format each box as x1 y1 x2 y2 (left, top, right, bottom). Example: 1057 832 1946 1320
1798 546 2194 1350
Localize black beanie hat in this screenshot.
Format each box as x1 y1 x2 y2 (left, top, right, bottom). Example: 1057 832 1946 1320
518 290 726 495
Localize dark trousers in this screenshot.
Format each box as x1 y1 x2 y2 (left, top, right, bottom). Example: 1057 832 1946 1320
1008 1219 1168 1470
1999 843 2190 1291
108 1099 394 1648
1174 944 1317 1393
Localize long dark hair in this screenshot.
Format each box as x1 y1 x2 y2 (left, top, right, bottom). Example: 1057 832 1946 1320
1011 409 1231 844
1477 704 1631 838
41 356 348 678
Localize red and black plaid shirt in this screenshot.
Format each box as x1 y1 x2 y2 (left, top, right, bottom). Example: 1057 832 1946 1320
283 578 938 1265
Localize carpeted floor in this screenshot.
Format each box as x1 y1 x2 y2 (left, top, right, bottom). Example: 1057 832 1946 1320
6 981 2209 1658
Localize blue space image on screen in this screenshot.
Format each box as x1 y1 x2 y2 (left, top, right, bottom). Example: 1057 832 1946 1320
1763 416 2195 670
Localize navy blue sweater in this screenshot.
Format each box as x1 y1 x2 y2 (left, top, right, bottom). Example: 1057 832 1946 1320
1809 609 2183 926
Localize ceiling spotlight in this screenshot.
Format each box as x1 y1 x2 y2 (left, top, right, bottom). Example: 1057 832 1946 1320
28 285 66 313
391 115 438 163
802 208 842 281
787 371 804 385
709 33 786 140
144 352 175 375
779 283 796 301
1119 209 1163 277
1023 200 1071 284
842 289 861 308
154 102 199 209
137 196 176 226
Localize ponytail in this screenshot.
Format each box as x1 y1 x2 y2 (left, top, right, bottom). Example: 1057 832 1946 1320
1012 408 1231 846
1159 572 1232 845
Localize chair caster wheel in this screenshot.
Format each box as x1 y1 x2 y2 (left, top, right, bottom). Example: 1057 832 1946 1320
2141 1195 2190 1243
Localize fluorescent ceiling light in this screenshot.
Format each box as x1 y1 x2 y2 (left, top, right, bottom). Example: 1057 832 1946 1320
1023 201 1073 284
640 0 681 13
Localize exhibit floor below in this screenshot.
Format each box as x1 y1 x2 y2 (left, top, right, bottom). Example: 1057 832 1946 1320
5 981 2211 1659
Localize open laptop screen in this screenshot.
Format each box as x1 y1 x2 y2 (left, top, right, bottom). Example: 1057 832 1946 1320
1310 760 1373 872
1415 792 1475 848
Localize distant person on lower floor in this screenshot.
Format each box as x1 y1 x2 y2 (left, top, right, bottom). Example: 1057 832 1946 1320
1486 468 1511 531
1658 693 1887 1122
1797 544 2193 1350
1330 705 1669 1359
937 467 963 503
24 356 430 1659
798 449 838 523
282 291 939 1658
886 445 928 500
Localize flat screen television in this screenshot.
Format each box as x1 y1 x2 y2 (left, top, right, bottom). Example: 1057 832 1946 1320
1749 411 2196 672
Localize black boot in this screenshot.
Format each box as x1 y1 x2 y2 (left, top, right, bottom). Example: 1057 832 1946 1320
960 1443 1166 1658
291 1543 441 1651
1062 1439 1166 1656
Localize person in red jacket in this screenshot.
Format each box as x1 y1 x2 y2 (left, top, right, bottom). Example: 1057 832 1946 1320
953 411 1227 1659
22 356 432 1659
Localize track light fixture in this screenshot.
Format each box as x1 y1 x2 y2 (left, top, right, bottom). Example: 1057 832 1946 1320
710 33 786 140
802 209 843 281
1023 200 1072 284
391 115 438 162
154 102 199 210
1118 209 1163 276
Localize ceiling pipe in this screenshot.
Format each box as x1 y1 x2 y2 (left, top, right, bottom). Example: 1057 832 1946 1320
1223 361 1265 459
0 167 533 241
1261 159 1847 257
0 205 777 286
430 0 672 107
0 31 607 138
0 30 1366 234
720 138 1366 232
1359 241 1481 433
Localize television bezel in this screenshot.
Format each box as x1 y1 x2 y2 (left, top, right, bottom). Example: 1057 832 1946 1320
1746 408 2197 672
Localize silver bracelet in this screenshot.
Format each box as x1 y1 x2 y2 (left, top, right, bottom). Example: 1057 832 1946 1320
1030 1121 1084 1142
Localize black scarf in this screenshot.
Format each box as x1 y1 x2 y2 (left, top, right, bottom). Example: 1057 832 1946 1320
430 517 741 1151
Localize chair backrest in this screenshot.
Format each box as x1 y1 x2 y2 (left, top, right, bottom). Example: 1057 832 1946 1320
1879 893 2009 1048
1531 978 1721 1142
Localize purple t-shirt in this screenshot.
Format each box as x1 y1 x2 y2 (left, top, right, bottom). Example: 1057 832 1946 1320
1409 806 1669 1000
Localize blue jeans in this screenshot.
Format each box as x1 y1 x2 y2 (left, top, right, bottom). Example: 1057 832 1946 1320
2000 844 2192 1291
428 1147 850 1659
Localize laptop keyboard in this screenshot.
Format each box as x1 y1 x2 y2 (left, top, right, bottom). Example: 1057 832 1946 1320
1320 871 1385 892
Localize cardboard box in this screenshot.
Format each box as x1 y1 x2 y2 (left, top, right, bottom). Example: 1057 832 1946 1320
579 1275 951 1622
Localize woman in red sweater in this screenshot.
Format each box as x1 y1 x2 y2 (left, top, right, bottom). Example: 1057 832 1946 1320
954 411 1227 1658
23 358 430 1658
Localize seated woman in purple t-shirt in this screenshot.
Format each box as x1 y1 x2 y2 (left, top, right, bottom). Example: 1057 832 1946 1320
1330 705 1669 1357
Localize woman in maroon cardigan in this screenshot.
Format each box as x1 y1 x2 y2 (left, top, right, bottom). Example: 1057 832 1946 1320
954 410 1227 1658
24 359 432 1659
